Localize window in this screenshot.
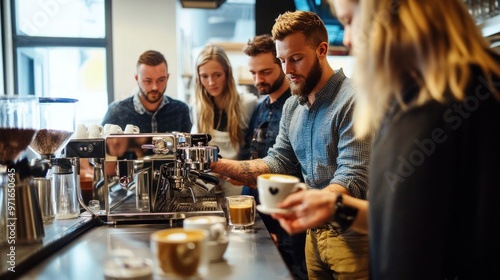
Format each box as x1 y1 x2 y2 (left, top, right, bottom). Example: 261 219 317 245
11 0 112 125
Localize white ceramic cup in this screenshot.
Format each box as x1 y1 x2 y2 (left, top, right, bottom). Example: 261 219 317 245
102 123 112 136
88 124 103 138
257 174 307 209
108 125 123 134
183 216 229 262
124 124 140 134
150 228 208 278
88 123 102 132
183 216 227 241
74 123 88 139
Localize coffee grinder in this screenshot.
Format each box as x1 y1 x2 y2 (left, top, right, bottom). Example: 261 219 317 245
29 97 79 221
0 96 47 245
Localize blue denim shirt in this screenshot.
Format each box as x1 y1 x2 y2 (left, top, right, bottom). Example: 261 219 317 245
239 89 291 160
263 69 371 199
101 93 192 133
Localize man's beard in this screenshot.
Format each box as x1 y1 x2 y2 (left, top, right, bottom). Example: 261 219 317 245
139 86 165 104
288 57 322 103
256 71 285 95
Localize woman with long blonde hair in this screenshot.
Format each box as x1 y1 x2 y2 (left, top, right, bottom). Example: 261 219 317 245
191 44 258 195
273 1 500 279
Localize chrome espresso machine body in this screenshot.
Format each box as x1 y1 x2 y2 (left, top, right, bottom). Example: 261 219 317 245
65 132 222 223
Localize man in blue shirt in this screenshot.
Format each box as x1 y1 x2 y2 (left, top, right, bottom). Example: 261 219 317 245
239 34 306 279
102 50 192 133
240 34 291 161
211 11 372 280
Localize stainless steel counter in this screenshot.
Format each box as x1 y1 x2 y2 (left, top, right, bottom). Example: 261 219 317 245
0 216 95 280
16 216 292 279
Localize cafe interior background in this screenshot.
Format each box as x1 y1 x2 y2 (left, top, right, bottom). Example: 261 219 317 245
1 0 499 130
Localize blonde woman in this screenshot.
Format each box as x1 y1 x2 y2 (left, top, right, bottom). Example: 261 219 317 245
191 45 258 196
273 0 500 279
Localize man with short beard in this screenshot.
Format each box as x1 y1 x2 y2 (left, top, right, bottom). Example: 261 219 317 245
239 34 307 279
210 11 372 280
102 50 192 133
240 34 291 161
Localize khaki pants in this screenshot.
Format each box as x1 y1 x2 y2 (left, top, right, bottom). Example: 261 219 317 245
305 226 370 280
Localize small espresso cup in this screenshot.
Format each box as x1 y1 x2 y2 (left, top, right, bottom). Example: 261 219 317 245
108 124 123 135
150 228 207 278
257 174 307 210
226 195 256 232
87 124 103 138
102 123 112 136
74 123 88 139
183 216 229 262
124 124 140 134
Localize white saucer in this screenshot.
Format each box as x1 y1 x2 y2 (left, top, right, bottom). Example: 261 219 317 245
256 205 294 215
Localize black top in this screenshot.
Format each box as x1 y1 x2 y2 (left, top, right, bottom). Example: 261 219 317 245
369 65 500 279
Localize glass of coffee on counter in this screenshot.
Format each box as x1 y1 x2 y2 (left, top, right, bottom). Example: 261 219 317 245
226 195 256 232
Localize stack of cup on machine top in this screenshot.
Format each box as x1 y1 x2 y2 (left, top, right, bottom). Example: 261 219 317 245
73 123 140 139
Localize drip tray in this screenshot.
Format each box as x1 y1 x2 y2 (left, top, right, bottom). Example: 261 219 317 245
167 196 220 212
106 195 226 224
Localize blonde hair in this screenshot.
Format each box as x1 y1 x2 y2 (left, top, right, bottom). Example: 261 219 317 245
194 45 243 149
353 0 500 137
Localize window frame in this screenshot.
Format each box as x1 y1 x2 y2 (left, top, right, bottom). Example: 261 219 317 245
9 0 114 105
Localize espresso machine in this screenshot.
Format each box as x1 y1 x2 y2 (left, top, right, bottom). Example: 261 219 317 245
65 131 222 224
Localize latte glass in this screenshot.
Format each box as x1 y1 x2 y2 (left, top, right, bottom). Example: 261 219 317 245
226 195 256 233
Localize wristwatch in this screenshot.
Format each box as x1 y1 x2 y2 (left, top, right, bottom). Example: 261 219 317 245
330 194 358 231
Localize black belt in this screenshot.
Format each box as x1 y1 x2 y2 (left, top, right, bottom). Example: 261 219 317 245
309 223 341 235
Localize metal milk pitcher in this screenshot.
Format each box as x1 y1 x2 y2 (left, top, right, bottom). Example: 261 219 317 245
0 159 45 245
34 177 54 222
